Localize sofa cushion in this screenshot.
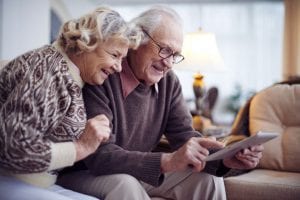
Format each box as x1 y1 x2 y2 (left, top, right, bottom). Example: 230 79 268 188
225 169 300 200
249 84 300 172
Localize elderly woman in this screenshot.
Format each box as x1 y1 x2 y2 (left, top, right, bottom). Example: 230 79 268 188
0 7 141 200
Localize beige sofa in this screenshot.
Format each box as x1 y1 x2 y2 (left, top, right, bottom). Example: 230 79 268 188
224 82 300 200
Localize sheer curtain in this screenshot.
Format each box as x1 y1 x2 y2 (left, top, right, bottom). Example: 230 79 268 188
171 2 284 124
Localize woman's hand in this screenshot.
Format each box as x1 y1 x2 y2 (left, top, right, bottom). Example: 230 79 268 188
74 114 111 161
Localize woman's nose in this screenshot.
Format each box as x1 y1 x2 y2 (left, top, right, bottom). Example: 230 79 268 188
113 61 122 73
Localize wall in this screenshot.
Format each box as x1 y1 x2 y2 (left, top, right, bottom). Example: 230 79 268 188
0 0 50 60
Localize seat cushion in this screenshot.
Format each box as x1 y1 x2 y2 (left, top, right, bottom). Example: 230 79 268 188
225 169 300 200
249 84 300 172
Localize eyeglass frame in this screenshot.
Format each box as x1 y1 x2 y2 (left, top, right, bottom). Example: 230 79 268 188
142 29 184 64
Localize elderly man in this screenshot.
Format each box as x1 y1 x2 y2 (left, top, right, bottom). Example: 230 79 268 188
58 5 263 200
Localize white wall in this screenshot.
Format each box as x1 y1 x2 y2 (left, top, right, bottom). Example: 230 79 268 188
0 0 50 60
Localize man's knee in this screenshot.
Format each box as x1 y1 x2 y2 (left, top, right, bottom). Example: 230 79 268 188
205 173 225 189
109 174 142 190
194 172 225 190
105 174 150 200
195 173 226 200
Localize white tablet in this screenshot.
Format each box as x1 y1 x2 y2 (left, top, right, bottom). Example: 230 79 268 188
205 131 279 161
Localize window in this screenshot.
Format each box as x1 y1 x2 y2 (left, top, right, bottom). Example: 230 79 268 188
173 2 284 124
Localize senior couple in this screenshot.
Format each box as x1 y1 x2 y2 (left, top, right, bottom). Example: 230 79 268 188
0 5 263 200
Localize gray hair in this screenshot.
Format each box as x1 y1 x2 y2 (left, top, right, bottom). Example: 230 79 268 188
131 5 183 42
58 7 142 54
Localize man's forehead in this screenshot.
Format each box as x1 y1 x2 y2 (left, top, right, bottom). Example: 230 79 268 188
152 21 183 51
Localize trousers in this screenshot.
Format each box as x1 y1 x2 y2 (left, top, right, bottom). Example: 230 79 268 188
0 175 99 200
58 169 226 200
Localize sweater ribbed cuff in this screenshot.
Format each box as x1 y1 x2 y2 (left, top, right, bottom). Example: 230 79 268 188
140 152 164 186
48 142 76 171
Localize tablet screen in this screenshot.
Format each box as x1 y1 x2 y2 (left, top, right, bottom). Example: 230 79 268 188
205 131 279 161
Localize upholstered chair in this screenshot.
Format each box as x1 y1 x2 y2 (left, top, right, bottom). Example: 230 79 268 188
224 81 300 200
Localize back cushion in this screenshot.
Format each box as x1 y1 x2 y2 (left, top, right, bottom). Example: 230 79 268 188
249 84 300 172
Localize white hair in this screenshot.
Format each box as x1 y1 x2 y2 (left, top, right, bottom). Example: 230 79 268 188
130 5 183 42
57 7 142 54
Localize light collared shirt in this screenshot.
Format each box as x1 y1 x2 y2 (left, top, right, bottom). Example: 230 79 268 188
120 58 158 99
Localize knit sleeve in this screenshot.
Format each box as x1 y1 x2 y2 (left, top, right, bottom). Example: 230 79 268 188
0 51 76 173
164 72 200 149
164 71 228 176
85 144 164 186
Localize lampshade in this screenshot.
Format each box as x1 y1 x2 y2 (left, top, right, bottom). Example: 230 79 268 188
175 29 225 72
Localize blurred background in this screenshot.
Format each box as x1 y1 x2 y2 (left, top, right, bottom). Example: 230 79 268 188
1 0 296 126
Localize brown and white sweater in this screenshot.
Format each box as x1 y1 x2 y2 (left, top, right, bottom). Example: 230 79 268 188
0 45 86 187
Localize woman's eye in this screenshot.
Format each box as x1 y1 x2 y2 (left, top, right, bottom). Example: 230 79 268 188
104 50 118 58
109 52 118 58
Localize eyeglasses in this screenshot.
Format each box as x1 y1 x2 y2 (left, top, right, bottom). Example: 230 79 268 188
143 30 184 64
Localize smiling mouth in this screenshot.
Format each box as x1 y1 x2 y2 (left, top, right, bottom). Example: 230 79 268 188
102 69 110 76
152 65 164 73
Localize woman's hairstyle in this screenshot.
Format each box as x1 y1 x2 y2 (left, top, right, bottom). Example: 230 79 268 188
130 5 183 43
58 7 142 54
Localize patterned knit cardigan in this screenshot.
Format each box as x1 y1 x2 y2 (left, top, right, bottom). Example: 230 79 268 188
0 45 86 174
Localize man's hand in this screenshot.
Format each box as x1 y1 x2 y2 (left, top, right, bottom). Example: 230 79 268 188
161 137 224 173
74 114 111 162
223 144 264 169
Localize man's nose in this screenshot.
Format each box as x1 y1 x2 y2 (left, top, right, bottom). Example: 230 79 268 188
162 56 173 69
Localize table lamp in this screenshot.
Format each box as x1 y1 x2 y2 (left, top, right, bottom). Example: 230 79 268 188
175 29 225 117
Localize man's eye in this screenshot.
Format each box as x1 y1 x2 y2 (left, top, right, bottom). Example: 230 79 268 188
160 47 173 55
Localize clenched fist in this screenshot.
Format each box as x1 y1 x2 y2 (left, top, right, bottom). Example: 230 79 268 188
74 114 111 161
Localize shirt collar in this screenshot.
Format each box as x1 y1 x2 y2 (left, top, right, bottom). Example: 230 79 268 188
52 41 84 88
120 58 158 99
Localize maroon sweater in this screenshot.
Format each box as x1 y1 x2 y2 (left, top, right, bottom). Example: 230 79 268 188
83 68 227 186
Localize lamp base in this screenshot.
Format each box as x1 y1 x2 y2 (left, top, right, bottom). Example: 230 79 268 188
193 73 206 113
